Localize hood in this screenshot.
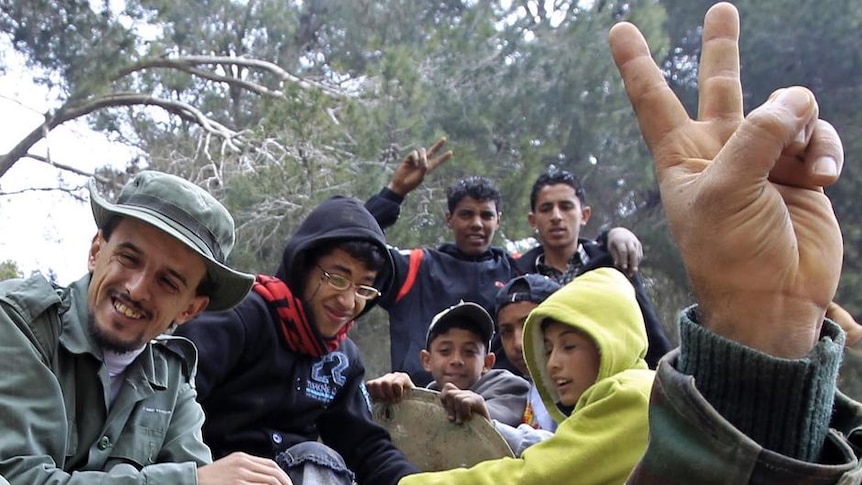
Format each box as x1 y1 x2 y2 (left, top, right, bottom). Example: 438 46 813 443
274 196 395 319
523 267 648 423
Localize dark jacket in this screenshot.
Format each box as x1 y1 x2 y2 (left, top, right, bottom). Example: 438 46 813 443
176 196 417 485
378 242 517 387
367 188 518 387
512 242 672 369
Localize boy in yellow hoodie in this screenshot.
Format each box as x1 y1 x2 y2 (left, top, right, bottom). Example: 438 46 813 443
399 267 654 485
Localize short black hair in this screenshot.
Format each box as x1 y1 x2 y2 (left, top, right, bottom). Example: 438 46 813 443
446 176 503 214
529 168 586 211
302 240 387 276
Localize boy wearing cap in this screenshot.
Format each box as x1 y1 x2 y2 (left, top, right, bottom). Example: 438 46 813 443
175 196 418 485
367 301 529 427
398 267 653 485
0 171 291 484
494 274 562 433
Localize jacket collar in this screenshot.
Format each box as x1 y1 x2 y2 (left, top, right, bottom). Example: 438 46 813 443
61 274 169 390
438 242 506 262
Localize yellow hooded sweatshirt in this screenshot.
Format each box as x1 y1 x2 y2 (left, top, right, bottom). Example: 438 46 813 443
399 267 654 485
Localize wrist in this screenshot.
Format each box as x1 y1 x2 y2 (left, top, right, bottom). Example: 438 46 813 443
694 291 824 359
381 186 406 203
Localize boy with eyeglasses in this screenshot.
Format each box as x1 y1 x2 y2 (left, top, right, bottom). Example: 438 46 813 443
174 196 419 485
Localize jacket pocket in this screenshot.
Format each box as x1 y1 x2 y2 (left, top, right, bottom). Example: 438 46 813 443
108 424 165 467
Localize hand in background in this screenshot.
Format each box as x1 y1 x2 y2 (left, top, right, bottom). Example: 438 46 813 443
366 372 415 403
387 137 453 196
606 227 643 277
439 383 490 424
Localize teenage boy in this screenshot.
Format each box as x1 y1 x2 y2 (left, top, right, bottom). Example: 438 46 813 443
368 168 643 386
494 274 562 432
513 168 671 368
367 301 529 427
175 196 418 485
398 267 654 484
0 171 291 484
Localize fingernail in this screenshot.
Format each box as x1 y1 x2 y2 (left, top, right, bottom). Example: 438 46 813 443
775 88 813 117
812 156 838 178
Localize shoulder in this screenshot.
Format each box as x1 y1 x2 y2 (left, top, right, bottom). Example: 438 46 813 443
475 369 530 393
190 291 271 328
154 335 200 382
582 369 655 409
513 246 543 272
0 274 63 320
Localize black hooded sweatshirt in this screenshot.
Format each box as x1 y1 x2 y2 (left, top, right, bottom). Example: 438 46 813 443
175 196 418 485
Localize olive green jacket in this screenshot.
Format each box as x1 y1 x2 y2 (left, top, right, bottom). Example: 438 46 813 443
0 274 211 484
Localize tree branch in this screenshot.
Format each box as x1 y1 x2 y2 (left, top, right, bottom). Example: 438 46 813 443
114 55 348 98
0 92 248 180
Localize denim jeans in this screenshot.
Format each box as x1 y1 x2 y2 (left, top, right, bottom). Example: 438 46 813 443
275 441 355 485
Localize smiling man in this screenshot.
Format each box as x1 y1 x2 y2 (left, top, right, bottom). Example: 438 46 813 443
0 170 293 485
174 195 419 485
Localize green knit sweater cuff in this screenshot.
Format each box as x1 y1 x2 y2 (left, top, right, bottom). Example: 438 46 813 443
677 305 844 462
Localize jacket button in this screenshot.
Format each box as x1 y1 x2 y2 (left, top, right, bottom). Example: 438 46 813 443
98 436 111 450
272 432 282 444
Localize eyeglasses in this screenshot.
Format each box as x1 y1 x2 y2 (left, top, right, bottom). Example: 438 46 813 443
317 266 381 300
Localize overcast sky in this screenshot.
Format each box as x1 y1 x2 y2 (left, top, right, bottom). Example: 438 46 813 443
0 47 132 285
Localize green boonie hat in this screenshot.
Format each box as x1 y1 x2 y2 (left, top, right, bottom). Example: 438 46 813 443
89 170 254 312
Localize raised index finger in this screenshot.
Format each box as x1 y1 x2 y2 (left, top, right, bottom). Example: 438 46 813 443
608 21 690 157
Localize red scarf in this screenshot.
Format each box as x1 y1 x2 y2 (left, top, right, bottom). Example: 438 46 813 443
252 274 353 358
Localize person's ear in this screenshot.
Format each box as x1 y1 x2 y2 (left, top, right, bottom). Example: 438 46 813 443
420 349 433 371
445 212 453 228
483 351 496 372
581 205 592 225
173 296 209 326
88 231 104 272
527 211 536 230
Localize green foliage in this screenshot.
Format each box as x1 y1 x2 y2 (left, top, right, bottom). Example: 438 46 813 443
0 260 23 281
9 0 862 370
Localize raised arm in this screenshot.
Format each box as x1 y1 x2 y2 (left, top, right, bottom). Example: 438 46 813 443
366 137 452 231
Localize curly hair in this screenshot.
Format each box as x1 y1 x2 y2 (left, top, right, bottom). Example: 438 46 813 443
446 176 503 214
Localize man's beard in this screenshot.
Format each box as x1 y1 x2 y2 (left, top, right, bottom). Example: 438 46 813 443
88 312 141 354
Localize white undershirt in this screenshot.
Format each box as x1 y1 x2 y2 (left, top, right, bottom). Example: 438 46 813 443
104 348 145 405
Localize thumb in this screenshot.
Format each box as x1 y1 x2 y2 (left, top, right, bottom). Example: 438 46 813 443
711 87 818 190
